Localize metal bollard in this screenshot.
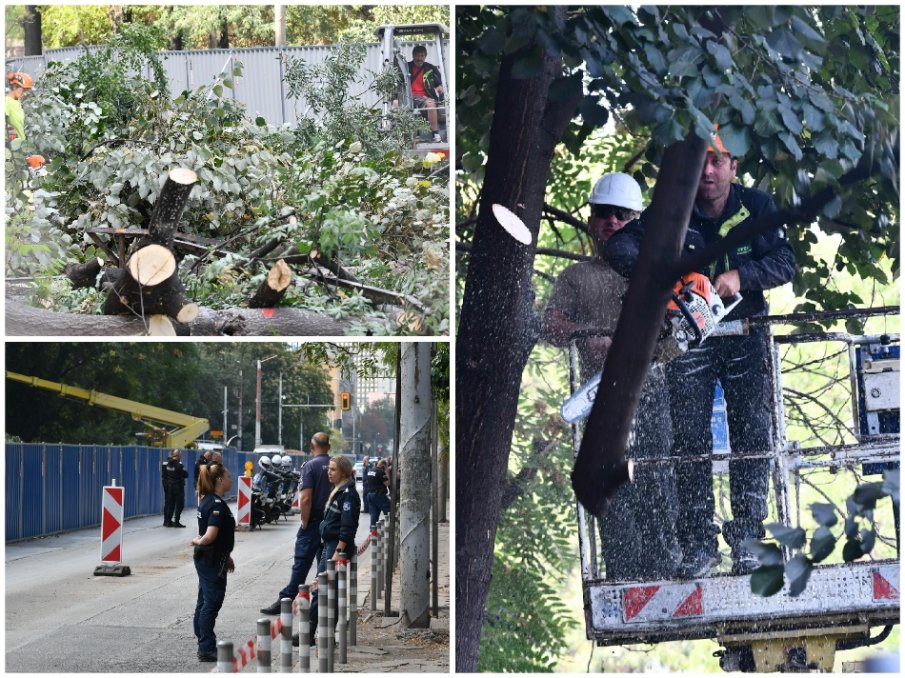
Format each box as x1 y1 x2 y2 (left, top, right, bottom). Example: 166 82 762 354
349 552 358 645
370 527 379 611
297 584 310 673
317 572 328 673
326 559 336 673
376 520 384 601
257 618 272 673
280 598 293 673
337 552 348 664
217 640 234 674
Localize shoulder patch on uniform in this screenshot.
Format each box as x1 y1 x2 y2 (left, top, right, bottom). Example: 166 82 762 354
212 510 220 516
343 501 352 511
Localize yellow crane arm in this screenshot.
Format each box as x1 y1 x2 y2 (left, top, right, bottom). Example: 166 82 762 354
6 371 209 448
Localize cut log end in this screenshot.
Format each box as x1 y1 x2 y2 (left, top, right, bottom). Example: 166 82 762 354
176 303 200 324
168 167 198 186
147 315 176 336
127 244 177 286
267 259 293 293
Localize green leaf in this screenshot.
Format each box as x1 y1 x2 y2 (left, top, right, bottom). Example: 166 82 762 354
786 554 813 597
742 539 783 566
255 116 266 127
852 481 886 510
213 84 223 97
842 538 863 562
814 133 839 159
778 132 803 160
750 565 785 597
223 78 234 89
579 96 609 127
766 523 806 549
715 124 750 158
548 72 583 103
859 528 876 554
809 526 836 562
790 16 826 46
766 28 804 59
882 469 899 504
810 502 838 527
707 41 733 71
778 102 804 135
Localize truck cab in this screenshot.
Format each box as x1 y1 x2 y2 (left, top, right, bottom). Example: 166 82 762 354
571 310 899 671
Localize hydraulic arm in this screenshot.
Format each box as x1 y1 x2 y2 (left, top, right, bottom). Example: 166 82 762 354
6 371 209 448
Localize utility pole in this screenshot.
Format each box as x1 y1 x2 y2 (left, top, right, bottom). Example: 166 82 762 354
399 342 432 627
255 355 278 447
278 372 283 446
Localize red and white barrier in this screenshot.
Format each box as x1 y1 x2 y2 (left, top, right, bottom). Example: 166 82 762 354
237 476 252 527
623 583 703 623
100 484 124 563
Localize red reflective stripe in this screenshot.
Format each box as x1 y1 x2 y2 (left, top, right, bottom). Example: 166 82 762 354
101 507 120 540
107 487 124 506
872 571 899 600
105 544 121 562
623 585 659 620
672 584 704 617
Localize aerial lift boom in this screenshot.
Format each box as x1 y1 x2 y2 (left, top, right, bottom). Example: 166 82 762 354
6 371 209 449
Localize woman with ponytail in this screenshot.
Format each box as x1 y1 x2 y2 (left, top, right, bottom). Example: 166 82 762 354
302 455 361 647
191 463 235 662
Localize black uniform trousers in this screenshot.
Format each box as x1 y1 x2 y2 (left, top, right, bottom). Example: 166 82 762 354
164 483 185 525
666 329 773 558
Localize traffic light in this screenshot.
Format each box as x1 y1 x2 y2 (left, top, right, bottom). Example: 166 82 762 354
340 391 351 411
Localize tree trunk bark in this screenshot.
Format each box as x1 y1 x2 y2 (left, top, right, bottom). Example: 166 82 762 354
6 297 359 336
64 257 105 289
455 10 579 668
399 343 433 628
275 4 287 46
248 259 292 308
23 6 42 56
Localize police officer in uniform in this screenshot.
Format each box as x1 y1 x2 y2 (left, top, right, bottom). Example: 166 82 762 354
301 454 361 646
162 449 188 527
365 458 390 529
194 450 212 488
192 463 236 662
260 432 332 615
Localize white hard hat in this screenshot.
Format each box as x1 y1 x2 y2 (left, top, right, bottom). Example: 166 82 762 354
588 172 643 212
259 456 271 469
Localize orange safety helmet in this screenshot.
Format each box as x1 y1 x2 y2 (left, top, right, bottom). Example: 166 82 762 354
710 123 730 155
7 71 34 90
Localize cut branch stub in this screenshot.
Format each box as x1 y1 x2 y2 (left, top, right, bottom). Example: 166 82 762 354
145 167 198 247
248 259 293 308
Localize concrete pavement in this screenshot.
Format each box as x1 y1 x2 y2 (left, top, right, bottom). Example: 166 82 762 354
5 486 447 673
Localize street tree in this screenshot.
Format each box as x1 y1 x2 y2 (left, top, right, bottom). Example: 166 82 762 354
456 6 898 671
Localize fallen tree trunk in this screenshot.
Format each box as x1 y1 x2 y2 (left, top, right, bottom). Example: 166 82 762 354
103 168 199 322
248 259 292 308
7 297 362 336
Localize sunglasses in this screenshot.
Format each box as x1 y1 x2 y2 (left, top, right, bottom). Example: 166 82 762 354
592 204 636 221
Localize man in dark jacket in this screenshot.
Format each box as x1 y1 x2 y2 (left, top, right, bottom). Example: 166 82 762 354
162 449 188 527
606 132 795 578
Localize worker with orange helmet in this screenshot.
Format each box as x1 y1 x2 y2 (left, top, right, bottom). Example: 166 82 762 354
6 71 34 141
606 123 796 579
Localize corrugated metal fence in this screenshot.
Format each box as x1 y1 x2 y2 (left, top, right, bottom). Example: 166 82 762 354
5 443 263 542
6 40 448 126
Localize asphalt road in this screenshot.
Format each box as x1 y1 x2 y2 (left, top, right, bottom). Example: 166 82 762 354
5 487 374 673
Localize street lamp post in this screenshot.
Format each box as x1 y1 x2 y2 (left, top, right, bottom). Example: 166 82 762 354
255 355 279 448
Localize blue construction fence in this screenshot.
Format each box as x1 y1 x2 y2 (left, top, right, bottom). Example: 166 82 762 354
5 444 262 542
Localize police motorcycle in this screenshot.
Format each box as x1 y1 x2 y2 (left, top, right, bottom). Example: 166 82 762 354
252 456 285 525
279 455 301 516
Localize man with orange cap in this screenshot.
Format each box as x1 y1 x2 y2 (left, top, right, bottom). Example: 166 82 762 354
6 71 33 142
606 128 796 579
